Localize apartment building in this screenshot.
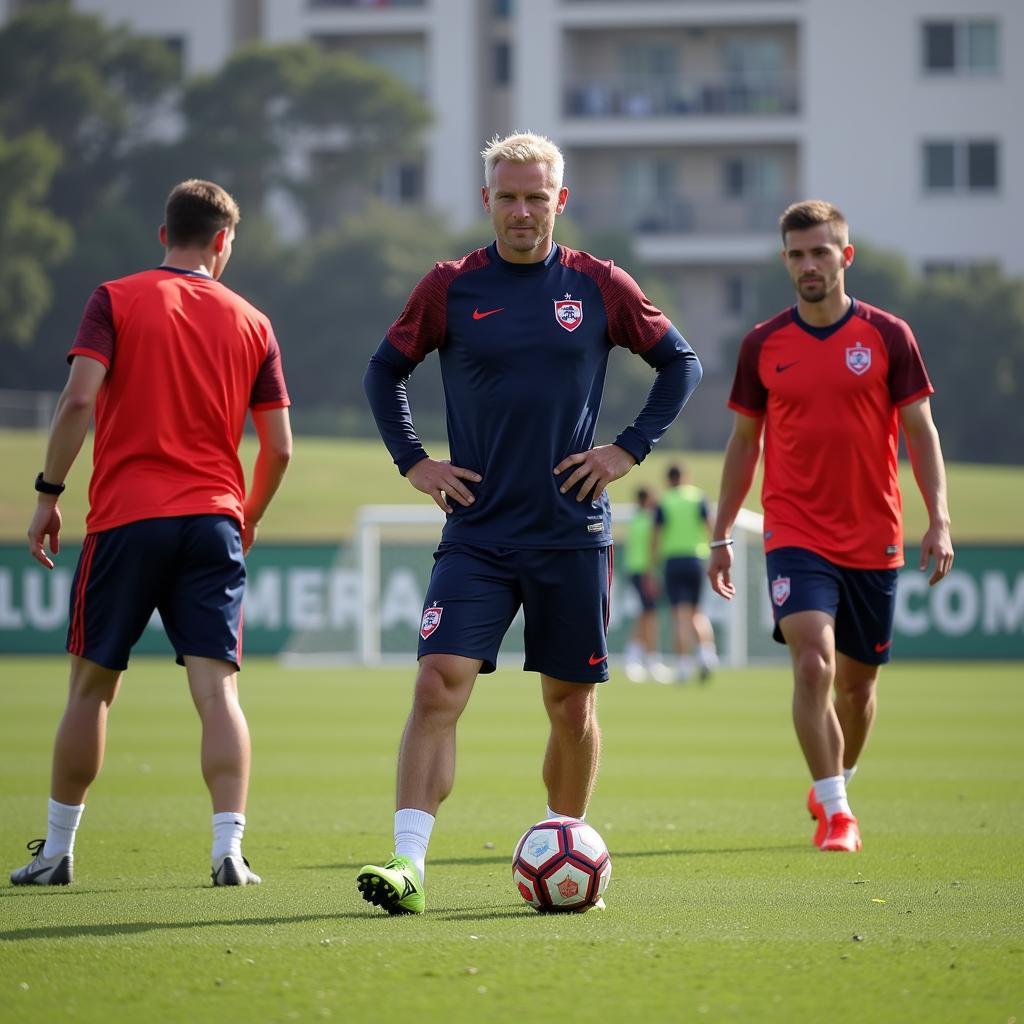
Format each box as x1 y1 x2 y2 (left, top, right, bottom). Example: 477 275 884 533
7 0 1020 428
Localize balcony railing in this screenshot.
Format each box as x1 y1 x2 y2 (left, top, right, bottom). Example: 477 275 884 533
568 191 795 235
564 71 798 118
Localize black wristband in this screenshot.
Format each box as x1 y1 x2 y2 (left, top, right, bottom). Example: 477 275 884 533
35 472 65 496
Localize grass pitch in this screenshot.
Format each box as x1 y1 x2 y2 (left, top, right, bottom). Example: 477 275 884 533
1 657 1021 1024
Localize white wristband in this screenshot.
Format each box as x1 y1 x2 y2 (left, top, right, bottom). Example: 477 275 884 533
709 538 733 549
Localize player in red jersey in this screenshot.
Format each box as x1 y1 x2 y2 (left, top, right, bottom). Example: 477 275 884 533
708 200 953 852
12 180 292 888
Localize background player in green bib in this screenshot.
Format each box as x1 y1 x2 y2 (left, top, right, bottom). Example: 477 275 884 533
622 487 669 682
655 464 719 681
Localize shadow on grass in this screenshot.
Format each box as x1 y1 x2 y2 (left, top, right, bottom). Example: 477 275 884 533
312 843 808 872
0 910 377 943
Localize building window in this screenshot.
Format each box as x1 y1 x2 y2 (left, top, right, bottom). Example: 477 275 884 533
721 154 783 198
922 20 998 74
923 141 999 192
494 42 511 86
723 274 751 316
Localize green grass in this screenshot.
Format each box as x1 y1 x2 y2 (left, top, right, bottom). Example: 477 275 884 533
1 658 1021 1024
2 429 1021 542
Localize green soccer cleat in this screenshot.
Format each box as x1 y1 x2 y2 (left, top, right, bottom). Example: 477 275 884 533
356 855 425 915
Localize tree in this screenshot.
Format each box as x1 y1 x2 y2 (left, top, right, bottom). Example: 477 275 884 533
0 2 179 221
0 132 72 354
154 42 430 227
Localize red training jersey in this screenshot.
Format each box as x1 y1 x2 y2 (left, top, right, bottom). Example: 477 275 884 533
728 299 933 569
68 267 290 533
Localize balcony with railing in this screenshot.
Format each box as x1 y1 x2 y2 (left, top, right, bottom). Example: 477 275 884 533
568 190 795 236
565 70 798 118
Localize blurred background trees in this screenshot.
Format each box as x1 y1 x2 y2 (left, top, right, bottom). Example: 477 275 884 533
0 2 1020 462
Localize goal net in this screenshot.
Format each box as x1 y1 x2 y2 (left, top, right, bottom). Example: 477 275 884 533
281 504 785 668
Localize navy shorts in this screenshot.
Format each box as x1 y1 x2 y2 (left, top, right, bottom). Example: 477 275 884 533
67 515 246 671
765 546 898 665
417 542 613 683
664 556 704 606
629 572 657 612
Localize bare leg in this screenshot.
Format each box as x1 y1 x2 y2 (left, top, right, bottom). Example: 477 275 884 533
185 656 250 813
693 609 715 647
640 609 658 654
541 676 600 818
779 611 843 780
834 653 880 769
51 656 121 805
672 603 700 656
396 654 481 813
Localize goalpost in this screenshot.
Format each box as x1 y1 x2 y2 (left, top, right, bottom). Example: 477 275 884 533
281 503 781 668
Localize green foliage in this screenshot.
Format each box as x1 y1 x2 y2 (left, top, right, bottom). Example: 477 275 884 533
0 132 72 348
0 2 178 220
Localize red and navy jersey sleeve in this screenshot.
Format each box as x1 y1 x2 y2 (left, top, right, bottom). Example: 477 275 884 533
729 327 770 416
68 286 115 368
249 326 290 410
873 310 934 406
602 264 672 354
386 263 455 362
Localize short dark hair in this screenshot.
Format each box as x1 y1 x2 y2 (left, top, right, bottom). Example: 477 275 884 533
779 199 848 246
667 465 683 485
636 487 650 504
164 179 240 248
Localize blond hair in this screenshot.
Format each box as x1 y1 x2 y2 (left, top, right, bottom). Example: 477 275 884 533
481 131 564 189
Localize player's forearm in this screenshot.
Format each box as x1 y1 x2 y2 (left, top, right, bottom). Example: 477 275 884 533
41 389 94 485
245 445 291 526
617 333 702 461
905 422 951 529
363 343 429 475
712 433 761 539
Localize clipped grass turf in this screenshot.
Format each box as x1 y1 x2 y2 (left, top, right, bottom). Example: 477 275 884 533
1 657 1021 1024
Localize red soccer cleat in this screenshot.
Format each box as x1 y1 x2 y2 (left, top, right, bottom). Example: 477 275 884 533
820 812 862 852
807 786 827 848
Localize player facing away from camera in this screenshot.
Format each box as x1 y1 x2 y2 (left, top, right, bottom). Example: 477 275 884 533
358 131 702 913
707 199 953 852
11 179 292 888
655 463 718 682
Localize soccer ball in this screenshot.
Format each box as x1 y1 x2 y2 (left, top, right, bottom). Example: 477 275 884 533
512 818 611 913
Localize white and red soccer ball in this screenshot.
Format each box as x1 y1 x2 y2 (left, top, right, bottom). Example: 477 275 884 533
512 818 611 913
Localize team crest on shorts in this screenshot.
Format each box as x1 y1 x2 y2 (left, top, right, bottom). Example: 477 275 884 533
772 576 791 607
845 342 871 376
420 605 443 639
554 294 583 332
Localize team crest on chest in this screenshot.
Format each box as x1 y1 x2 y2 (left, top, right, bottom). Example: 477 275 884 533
845 341 872 376
771 576 791 607
554 293 583 332
420 605 443 639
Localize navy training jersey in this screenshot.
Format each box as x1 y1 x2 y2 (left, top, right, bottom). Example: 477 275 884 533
365 242 701 549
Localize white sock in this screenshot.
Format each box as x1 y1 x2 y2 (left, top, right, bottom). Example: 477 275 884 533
212 811 246 861
698 643 719 668
43 799 85 859
394 808 434 883
844 766 858 786
677 655 695 680
546 805 583 822
625 641 643 663
813 775 851 819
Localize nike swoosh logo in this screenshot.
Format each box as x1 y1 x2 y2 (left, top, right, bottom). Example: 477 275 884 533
874 640 892 653
21 865 54 883
776 361 799 373
401 877 416 897
472 307 504 320
588 653 608 666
